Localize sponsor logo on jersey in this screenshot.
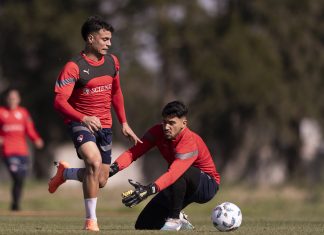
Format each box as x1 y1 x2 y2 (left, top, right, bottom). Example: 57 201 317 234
82 84 112 95
83 69 90 75
2 124 24 132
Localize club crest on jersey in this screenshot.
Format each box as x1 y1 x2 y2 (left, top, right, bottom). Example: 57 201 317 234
14 111 23 120
77 134 84 142
83 88 90 95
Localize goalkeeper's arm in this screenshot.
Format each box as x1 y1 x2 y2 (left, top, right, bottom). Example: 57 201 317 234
109 162 119 177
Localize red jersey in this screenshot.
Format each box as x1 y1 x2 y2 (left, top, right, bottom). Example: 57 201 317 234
54 52 127 128
115 124 220 191
0 106 42 157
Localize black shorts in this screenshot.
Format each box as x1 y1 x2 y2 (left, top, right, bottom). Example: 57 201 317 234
68 122 112 164
2 156 29 177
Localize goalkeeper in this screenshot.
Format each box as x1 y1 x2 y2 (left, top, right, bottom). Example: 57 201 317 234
110 101 220 231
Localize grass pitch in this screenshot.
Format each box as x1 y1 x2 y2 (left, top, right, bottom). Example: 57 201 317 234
0 181 324 234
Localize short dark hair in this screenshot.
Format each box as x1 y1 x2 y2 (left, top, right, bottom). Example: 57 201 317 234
81 15 114 41
162 101 188 118
3 87 20 98
1 87 20 105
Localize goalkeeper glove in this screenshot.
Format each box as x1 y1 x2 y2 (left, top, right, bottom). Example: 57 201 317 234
109 162 119 177
121 179 158 208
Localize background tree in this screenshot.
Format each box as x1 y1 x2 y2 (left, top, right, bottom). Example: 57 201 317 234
1 0 324 184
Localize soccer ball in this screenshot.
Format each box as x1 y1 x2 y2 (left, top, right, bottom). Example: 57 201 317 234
211 202 242 232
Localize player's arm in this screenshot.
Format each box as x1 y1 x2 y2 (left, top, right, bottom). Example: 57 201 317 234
54 63 102 132
54 62 85 122
120 156 198 208
109 133 155 177
24 109 44 149
111 66 126 125
0 133 3 146
110 57 142 144
0 115 3 145
154 151 198 191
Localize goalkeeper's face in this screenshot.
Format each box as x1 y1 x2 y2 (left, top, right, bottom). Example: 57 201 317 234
162 116 187 140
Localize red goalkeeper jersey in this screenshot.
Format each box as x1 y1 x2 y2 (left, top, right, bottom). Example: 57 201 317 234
0 106 42 157
54 52 127 128
115 124 220 191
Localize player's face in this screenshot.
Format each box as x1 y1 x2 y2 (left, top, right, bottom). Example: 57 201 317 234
88 29 112 56
6 90 21 109
162 116 187 140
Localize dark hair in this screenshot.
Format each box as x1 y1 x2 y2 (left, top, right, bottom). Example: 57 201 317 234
1 87 20 105
81 15 114 41
162 101 188 118
3 87 20 98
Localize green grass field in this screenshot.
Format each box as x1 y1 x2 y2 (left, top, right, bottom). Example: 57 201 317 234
0 181 324 234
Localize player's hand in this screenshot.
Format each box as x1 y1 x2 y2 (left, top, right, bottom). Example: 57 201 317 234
82 116 102 133
109 162 119 177
121 122 143 145
121 179 158 208
35 139 44 149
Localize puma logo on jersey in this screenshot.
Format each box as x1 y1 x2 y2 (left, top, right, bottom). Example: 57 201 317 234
83 69 90 75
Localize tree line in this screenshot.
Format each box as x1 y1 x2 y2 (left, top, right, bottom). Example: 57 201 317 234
1 0 324 185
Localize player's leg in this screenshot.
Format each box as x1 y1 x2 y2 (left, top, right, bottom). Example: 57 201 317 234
160 166 201 230
10 170 24 211
135 192 170 230
96 128 112 188
173 169 218 230
78 141 102 231
182 170 219 206
49 126 113 192
135 167 201 230
81 128 111 231
48 123 95 193
4 156 28 211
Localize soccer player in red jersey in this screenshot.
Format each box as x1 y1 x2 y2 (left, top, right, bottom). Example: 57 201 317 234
49 16 141 231
110 101 220 230
0 89 44 211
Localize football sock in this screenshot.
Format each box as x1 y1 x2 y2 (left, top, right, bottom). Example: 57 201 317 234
85 198 97 220
63 168 80 181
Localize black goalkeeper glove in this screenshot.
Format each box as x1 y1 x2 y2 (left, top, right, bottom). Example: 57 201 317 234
121 179 158 208
109 162 119 177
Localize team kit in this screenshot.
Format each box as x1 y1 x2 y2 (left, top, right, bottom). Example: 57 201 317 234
47 16 241 232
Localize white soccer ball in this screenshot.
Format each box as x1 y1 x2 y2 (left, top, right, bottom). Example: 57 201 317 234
211 202 242 232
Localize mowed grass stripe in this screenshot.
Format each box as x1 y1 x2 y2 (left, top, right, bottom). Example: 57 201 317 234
0 215 323 235
0 182 323 234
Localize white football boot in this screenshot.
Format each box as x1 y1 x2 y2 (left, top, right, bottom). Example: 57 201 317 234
160 218 182 231
179 211 195 230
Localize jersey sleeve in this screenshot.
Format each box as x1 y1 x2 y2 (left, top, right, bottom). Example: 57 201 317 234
0 108 4 138
54 61 85 122
115 127 157 170
110 55 127 124
23 109 42 142
154 137 199 191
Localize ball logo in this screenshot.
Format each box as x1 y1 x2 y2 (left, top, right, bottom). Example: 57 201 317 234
77 135 84 142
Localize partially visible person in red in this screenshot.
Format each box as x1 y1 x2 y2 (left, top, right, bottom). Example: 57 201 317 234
110 101 220 231
49 15 141 231
0 88 44 211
